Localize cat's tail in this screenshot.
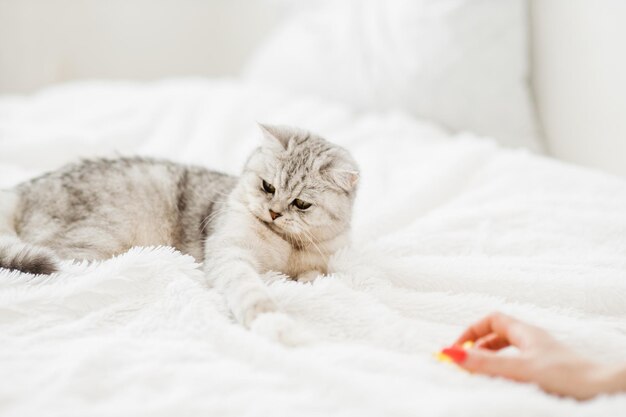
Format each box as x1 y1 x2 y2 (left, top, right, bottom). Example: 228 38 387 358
0 190 59 275
0 236 59 275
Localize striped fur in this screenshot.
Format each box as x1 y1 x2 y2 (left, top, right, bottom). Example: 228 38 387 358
0 236 59 275
0 125 359 335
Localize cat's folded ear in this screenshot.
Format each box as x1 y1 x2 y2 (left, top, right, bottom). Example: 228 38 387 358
258 123 291 150
326 168 360 193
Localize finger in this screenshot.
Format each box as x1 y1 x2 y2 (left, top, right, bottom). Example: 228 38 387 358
475 333 510 351
456 348 530 382
455 312 543 349
454 312 514 345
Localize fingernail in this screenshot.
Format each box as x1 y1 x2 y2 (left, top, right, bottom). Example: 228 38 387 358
461 340 474 349
441 346 467 364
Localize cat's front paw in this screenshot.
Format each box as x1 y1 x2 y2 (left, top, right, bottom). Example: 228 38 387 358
296 270 322 283
231 294 278 328
250 312 315 347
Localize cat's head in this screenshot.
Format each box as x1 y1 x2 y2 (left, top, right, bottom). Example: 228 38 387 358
237 124 359 246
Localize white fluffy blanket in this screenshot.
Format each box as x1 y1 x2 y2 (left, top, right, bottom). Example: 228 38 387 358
1 79 625 416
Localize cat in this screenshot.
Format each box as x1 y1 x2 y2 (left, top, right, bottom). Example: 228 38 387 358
0 124 359 341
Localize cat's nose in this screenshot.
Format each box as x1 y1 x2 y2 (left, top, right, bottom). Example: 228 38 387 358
269 209 282 221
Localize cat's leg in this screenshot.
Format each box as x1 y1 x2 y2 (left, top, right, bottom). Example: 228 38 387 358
205 240 313 346
205 242 278 326
45 225 129 262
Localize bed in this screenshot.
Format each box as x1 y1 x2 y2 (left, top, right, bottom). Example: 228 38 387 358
1 78 626 416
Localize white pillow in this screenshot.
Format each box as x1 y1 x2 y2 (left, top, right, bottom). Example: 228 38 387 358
244 0 543 151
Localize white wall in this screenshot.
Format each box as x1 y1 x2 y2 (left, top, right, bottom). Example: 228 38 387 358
0 0 282 93
3 0 626 178
530 0 626 177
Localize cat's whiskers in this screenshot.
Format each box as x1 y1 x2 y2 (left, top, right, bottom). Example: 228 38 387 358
200 207 230 234
297 226 326 260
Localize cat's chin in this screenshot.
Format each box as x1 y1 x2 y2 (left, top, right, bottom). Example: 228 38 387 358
249 211 304 246
250 210 286 233
264 219 290 236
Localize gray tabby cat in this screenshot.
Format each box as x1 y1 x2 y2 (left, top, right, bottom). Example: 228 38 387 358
0 125 359 340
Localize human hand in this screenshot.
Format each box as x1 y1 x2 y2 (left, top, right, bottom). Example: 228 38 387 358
441 312 623 400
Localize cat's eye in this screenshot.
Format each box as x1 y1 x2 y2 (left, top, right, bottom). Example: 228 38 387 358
292 198 312 210
262 179 275 194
